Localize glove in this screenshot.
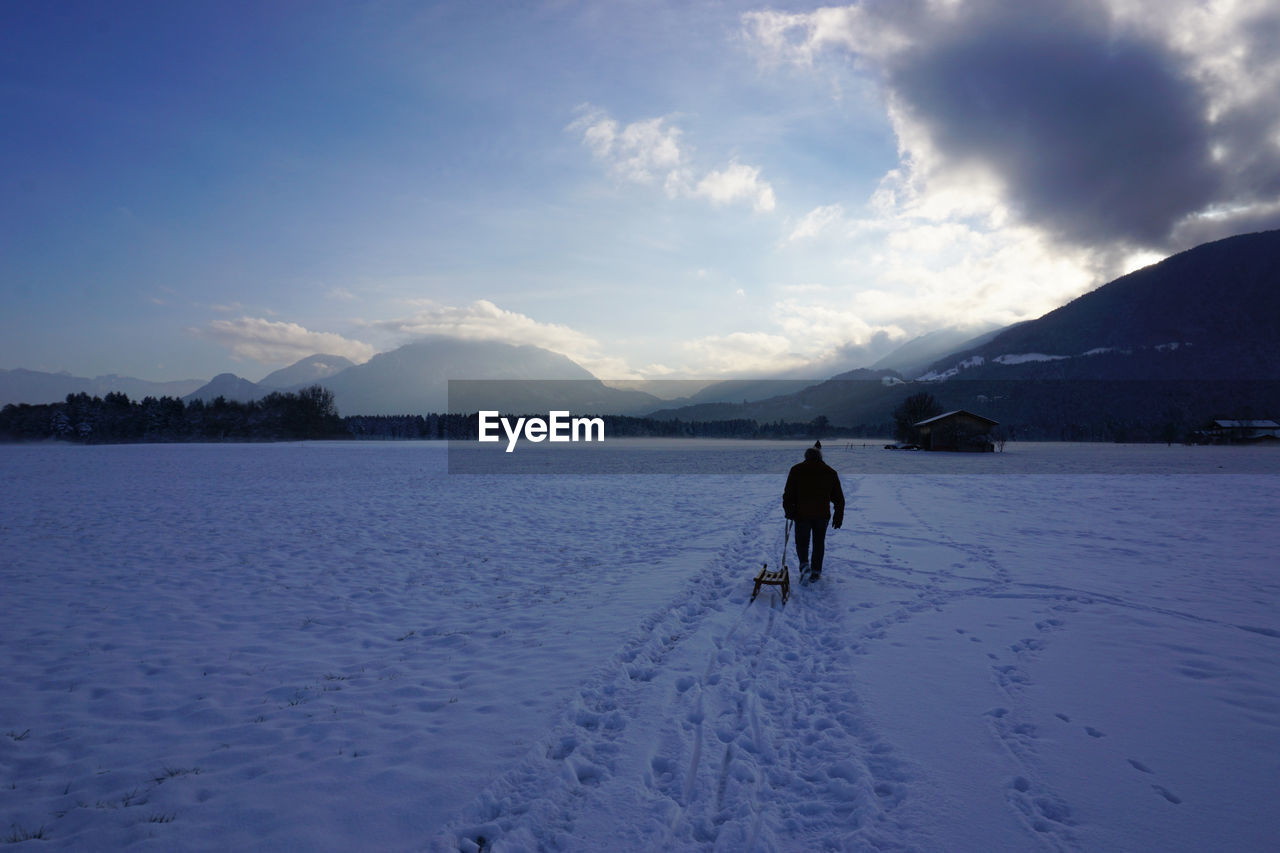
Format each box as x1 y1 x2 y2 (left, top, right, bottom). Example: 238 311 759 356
832 512 843 529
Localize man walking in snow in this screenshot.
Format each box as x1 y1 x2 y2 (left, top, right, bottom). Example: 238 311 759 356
783 443 845 580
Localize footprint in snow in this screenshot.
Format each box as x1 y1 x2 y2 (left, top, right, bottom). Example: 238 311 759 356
1006 776 1077 835
547 735 577 761
568 756 607 787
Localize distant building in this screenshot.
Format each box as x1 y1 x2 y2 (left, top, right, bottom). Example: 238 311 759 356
1205 419 1280 443
913 410 999 452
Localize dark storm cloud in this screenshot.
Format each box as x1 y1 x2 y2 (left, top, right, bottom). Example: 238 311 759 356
882 0 1221 248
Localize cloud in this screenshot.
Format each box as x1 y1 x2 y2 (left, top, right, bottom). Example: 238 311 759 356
743 5 887 67
745 0 1280 252
747 215 1098 378
200 317 376 365
658 320 907 380
675 331 809 375
694 162 776 212
372 298 594 353
571 106 777 213
369 299 638 379
859 220 1098 327
574 111 686 184
885 3 1216 247
787 203 846 242
812 214 1096 326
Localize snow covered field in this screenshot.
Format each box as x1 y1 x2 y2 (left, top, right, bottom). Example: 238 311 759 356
2 440 1278 851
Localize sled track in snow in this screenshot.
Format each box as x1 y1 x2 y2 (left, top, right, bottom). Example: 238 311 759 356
431 487 925 852
433 474 1163 852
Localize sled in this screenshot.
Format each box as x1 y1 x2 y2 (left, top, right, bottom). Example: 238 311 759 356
750 562 790 604
751 518 794 604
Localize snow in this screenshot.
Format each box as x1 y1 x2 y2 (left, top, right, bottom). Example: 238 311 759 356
993 353 1069 365
914 357 982 382
2 440 1279 851
919 343 1203 382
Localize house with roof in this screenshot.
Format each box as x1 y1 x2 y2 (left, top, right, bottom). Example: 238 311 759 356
1204 419 1280 443
913 410 999 452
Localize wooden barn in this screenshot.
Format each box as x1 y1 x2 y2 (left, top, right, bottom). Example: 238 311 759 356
1205 419 1279 443
913 410 999 452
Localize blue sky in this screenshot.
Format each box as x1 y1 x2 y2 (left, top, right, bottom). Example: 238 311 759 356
4 0 1279 382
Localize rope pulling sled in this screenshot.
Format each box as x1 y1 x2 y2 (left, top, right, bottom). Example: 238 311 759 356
750 518 792 605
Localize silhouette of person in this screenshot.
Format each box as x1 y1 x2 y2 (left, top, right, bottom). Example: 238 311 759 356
782 443 844 580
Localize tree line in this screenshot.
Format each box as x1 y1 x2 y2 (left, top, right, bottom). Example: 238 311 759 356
5 385 1264 445
348 413 876 440
0 387 345 443
0 391 877 444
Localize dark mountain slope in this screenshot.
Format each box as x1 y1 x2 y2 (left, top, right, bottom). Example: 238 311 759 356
259 354 356 390
321 337 661 416
925 229 1280 380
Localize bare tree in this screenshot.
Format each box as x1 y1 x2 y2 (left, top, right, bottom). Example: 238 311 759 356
893 392 943 443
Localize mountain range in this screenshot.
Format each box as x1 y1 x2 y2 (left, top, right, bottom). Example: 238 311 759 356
0 369 206 407
915 228 1280 382
259 354 356 390
317 338 662 416
651 229 1280 436
5 229 1278 431
870 323 1007 378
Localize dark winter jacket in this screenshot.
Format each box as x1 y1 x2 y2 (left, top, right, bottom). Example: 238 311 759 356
783 458 845 525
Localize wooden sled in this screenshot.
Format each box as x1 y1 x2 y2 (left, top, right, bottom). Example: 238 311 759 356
750 562 790 605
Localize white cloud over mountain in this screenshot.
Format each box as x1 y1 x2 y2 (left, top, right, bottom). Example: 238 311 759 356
367 299 636 379
199 317 376 366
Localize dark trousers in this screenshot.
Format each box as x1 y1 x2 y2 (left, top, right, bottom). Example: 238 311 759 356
794 518 829 573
